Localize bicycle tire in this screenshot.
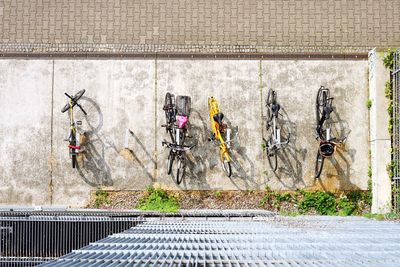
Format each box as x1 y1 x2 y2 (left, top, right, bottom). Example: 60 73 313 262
73 89 86 102
266 89 272 122
164 92 175 125
266 145 278 172
315 151 325 178
167 150 174 175
72 154 77 168
176 157 185 185
316 87 328 124
222 159 232 177
61 103 70 113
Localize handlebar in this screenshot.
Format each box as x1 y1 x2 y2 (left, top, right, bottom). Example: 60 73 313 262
162 140 196 151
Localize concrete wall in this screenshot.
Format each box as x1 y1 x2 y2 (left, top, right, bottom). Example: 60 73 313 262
369 50 392 214
0 59 369 207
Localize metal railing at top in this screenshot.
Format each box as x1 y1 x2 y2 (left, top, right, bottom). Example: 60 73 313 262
393 49 400 213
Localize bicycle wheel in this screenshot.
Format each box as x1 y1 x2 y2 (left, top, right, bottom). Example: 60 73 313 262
61 103 70 113
222 158 232 177
167 150 174 175
71 154 77 168
315 152 325 178
164 92 175 124
73 89 86 102
176 156 185 185
69 132 77 168
316 87 328 124
266 145 278 172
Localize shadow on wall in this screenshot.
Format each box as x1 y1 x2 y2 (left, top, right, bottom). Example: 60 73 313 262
166 108 258 190
176 109 210 189
313 107 360 191
121 129 156 182
224 116 258 190
265 106 307 189
76 96 113 186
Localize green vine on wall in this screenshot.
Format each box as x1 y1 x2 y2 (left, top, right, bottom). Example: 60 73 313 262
382 49 395 179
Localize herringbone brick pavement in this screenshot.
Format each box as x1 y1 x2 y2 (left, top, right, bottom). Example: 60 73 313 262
0 0 399 52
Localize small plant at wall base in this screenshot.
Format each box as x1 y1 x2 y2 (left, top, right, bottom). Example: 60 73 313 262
94 189 110 208
137 186 180 213
260 188 371 216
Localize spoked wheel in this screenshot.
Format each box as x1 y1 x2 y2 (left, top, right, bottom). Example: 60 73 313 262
73 89 86 102
164 92 175 125
71 154 77 168
315 152 325 178
222 155 232 178
69 133 78 169
176 156 185 185
62 89 86 113
167 150 174 175
316 87 328 124
266 145 278 172
266 89 276 129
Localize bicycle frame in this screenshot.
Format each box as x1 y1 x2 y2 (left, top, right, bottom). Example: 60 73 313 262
314 86 346 178
62 90 86 168
208 97 231 163
162 92 193 184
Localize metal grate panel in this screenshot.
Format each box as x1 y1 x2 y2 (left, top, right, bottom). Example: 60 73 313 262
42 216 400 266
0 211 143 266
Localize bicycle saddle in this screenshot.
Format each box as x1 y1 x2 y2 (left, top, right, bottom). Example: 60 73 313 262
271 103 280 117
319 142 335 157
213 113 224 125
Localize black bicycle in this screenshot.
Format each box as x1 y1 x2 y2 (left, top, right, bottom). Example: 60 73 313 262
162 92 194 184
61 89 87 168
315 86 346 178
263 89 290 172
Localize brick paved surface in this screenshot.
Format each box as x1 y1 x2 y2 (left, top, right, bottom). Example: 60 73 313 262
0 0 399 54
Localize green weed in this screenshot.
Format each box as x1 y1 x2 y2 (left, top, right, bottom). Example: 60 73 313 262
137 186 179 213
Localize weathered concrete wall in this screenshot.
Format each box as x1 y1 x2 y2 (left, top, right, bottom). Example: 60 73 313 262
52 60 155 206
0 59 369 207
0 60 53 205
262 61 369 192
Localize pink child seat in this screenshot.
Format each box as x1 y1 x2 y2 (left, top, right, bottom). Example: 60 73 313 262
177 115 188 129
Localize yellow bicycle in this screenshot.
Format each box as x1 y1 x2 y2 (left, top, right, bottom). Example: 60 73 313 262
61 89 87 168
208 97 232 177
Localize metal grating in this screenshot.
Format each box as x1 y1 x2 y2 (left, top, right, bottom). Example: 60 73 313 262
0 211 143 266
393 49 400 213
41 216 400 267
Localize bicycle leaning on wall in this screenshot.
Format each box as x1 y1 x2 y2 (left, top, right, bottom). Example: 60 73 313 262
162 92 194 184
314 86 347 178
61 89 87 168
208 96 232 177
263 89 290 172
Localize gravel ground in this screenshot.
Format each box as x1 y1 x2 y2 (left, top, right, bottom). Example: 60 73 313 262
86 190 370 215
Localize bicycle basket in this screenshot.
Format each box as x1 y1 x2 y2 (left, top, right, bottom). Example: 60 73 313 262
176 95 191 116
319 142 335 157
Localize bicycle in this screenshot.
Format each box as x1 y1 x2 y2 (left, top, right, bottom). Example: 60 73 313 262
263 89 290 172
162 92 194 184
314 86 347 178
61 89 87 168
208 97 232 177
